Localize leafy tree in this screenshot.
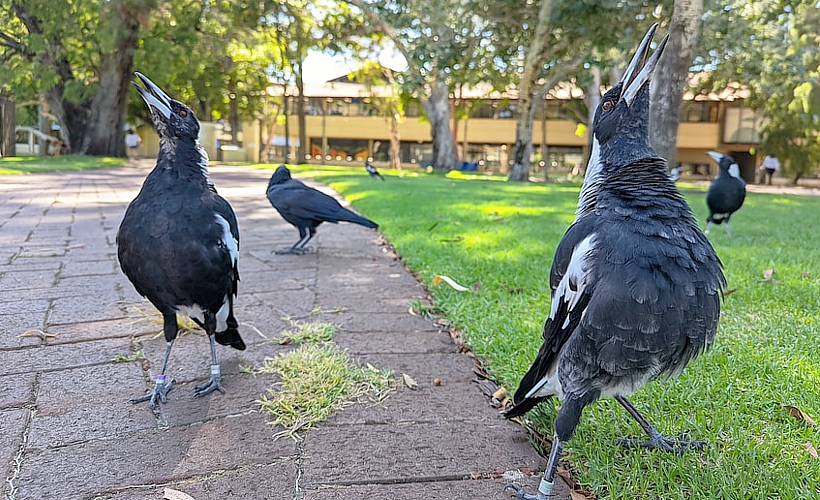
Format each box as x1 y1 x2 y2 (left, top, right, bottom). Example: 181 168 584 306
700 0 820 183
345 0 499 171
0 0 153 156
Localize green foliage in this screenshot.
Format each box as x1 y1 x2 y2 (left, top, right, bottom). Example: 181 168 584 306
701 0 820 182
269 165 820 498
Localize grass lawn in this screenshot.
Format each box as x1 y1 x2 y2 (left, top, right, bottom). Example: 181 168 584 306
253 164 820 499
0 155 127 175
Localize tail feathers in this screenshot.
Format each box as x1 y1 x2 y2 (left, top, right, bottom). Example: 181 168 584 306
504 395 550 419
215 314 245 350
338 210 379 229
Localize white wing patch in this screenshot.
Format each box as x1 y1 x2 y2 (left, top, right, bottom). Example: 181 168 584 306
215 214 239 267
550 233 596 328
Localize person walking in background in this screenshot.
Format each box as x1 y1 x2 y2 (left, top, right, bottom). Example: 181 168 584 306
759 152 780 185
125 128 142 161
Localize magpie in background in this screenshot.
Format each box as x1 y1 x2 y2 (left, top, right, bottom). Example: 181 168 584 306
504 25 725 500
705 151 746 237
117 73 244 408
266 165 378 254
365 160 385 180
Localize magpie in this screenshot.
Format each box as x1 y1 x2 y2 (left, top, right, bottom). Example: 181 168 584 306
117 73 244 408
705 151 746 237
266 165 379 254
365 160 385 180
504 25 725 500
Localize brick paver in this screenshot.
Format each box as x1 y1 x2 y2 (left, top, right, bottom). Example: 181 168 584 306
0 163 565 500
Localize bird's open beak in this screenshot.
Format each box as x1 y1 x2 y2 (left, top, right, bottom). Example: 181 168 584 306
133 72 172 119
706 151 724 164
620 25 669 107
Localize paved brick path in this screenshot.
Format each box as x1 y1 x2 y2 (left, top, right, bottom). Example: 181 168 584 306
0 163 567 500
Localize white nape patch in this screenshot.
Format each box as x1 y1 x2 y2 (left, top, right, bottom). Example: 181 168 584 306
176 304 205 324
215 214 239 267
576 138 604 219
728 163 741 179
215 294 230 332
550 233 596 326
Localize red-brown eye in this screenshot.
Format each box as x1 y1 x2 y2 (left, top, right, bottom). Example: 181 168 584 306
178 109 187 117
602 100 613 111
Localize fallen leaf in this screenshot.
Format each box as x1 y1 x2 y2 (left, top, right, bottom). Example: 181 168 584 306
492 387 507 401
724 288 737 296
803 442 818 459
781 404 817 425
402 373 418 390
801 272 812 279
408 307 417 316
570 491 589 500
433 275 470 292
438 236 464 243
67 243 86 250
164 488 196 500
762 269 774 281
18 329 56 339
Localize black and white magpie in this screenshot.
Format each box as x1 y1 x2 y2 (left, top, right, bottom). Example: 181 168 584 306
705 151 746 237
266 165 379 254
365 160 385 180
504 25 725 500
117 73 244 408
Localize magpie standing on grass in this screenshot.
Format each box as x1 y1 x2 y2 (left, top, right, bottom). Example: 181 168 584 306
266 165 378 254
117 73 244 408
503 25 725 500
705 151 746 237
365 160 385 180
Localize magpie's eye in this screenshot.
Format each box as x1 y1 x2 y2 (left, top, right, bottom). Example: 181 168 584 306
178 109 188 118
602 100 614 112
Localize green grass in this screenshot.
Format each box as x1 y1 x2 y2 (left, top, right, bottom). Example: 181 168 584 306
252 163 820 499
276 318 338 345
0 155 127 175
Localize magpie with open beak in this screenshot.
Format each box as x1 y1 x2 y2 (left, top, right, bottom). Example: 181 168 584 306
117 73 244 408
504 25 725 500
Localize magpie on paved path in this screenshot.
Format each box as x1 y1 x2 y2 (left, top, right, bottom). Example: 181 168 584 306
705 151 746 237
117 73 244 408
503 25 725 500
266 165 378 254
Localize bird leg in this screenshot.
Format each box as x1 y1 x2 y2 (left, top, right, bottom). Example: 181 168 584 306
704 221 713 235
131 339 175 408
614 396 706 454
295 227 316 250
505 432 564 500
724 221 732 238
276 229 311 255
194 333 226 398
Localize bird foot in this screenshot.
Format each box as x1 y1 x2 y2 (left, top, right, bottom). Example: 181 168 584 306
274 247 309 255
194 364 226 398
131 374 174 408
615 430 707 454
503 483 549 500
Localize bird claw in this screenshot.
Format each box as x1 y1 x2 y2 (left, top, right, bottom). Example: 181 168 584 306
131 377 174 408
193 374 226 398
615 431 707 454
503 483 542 500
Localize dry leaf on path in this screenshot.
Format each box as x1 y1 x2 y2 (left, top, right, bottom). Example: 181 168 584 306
164 488 196 500
402 373 419 390
18 329 56 339
803 442 818 459
781 404 817 425
433 275 470 292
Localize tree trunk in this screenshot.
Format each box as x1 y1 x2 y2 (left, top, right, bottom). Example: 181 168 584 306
388 113 401 170
80 51 135 156
421 80 457 171
508 90 536 181
508 0 552 182
650 0 703 169
583 65 603 169
1 94 15 157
